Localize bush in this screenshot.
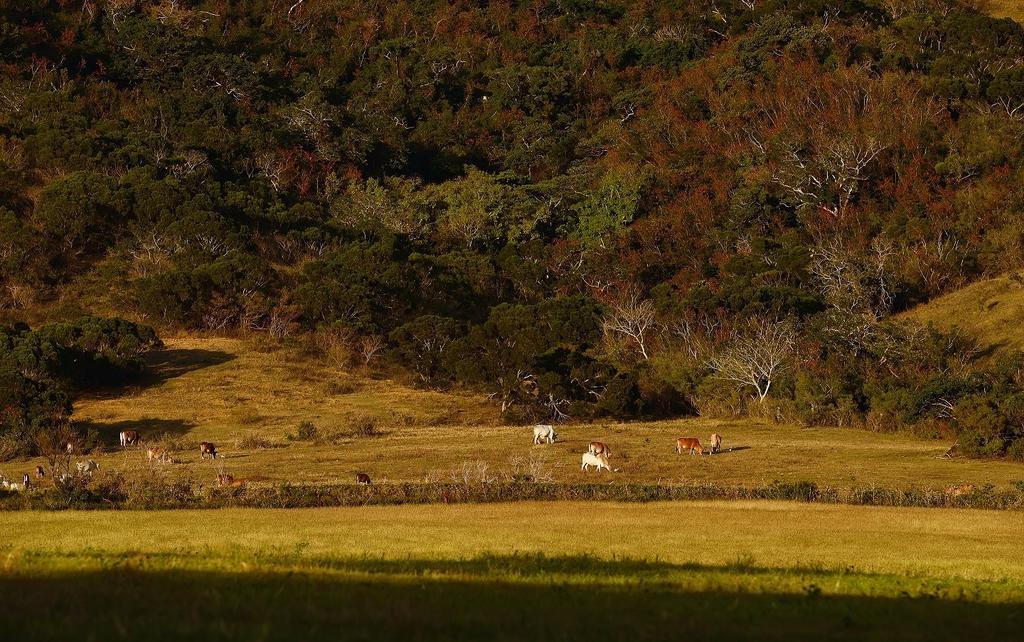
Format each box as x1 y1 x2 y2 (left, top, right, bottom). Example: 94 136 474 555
289 421 320 441
350 416 379 438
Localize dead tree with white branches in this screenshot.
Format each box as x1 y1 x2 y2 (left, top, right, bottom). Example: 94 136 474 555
602 291 658 360
706 318 797 402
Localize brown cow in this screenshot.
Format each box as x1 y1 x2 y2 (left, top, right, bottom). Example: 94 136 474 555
588 441 611 457
676 437 705 456
709 433 722 454
356 472 371 485
119 430 141 447
200 442 217 460
34 465 45 479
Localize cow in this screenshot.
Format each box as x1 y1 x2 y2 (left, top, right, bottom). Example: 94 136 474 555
356 472 371 485
588 441 611 457
34 465 45 479
533 424 557 445
709 433 722 454
76 460 99 475
147 447 170 464
200 442 217 460
119 430 141 447
581 451 612 472
676 437 704 456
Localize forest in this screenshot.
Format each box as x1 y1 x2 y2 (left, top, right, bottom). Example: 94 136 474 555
3 0 1024 459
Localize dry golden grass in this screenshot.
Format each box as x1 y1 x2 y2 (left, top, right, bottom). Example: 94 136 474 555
989 0 1024 21
902 271 1024 354
7 336 1022 490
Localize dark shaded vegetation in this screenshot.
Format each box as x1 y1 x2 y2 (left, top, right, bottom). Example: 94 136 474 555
3 1 1024 456
1 555 1021 641
0 316 160 458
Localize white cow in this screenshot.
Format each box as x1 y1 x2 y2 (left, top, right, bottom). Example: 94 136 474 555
581 452 612 472
533 424 557 445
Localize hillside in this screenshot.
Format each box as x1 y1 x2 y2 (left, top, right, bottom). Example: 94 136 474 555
990 1 1024 21
7 2 1024 465
903 271 1024 354
5 337 1009 490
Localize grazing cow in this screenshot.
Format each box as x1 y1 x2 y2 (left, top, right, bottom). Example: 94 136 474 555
675 437 704 456
588 441 611 457
76 460 99 475
147 447 170 464
356 472 371 485
710 434 722 454
581 452 612 472
200 442 217 460
119 430 141 447
533 424 557 445
1 480 21 492
34 465 45 479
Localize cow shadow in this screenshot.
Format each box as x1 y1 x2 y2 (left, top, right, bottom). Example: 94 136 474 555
74 418 196 448
713 445 752 454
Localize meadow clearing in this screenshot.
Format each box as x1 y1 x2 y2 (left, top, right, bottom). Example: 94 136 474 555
2 501 1024 641
9 336 1019 492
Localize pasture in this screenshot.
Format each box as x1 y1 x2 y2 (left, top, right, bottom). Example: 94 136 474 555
2 501 1023 641
7 337 1020 492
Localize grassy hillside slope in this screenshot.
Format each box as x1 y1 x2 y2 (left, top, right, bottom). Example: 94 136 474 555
7 337 1021 490
990 1 1024 21
2 502 1023 641
902 271 1024 353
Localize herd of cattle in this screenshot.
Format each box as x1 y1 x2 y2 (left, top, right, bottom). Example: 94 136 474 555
1 425 726 492
533 423 724 473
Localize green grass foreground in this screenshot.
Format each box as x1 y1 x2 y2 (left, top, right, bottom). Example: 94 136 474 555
2 501 1023 641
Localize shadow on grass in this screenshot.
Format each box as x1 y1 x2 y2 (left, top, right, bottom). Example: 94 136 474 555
716 445 753 454
141 347 236 385
76 348 235 401
1 555 1020 641
74 418 197 447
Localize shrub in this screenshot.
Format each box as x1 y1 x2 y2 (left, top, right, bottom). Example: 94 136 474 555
350 416 379 438
289 421 320 441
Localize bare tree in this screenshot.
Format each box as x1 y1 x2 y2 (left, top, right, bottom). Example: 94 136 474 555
603 290 658 360
358 335 386 366
707 318 797 402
